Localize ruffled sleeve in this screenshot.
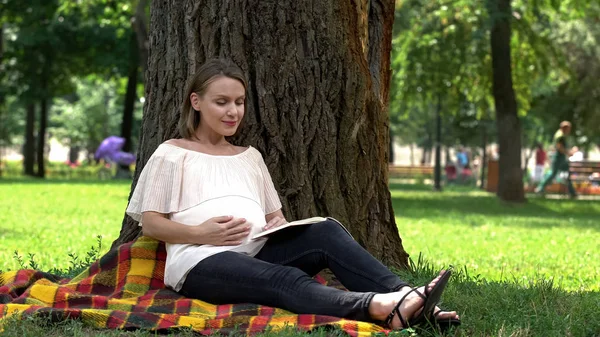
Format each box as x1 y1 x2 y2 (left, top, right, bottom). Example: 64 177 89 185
126 145 184 224
255 150 282 214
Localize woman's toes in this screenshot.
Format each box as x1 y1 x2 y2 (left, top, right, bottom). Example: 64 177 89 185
436 310 459 320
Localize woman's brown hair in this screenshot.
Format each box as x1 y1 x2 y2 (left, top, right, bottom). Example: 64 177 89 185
179 59 247 139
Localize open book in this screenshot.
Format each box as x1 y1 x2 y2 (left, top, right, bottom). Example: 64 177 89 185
252 216 327 239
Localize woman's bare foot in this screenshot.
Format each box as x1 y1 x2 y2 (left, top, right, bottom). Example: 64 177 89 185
368 271 459 329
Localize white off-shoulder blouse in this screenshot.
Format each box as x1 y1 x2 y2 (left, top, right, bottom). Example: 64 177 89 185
126 143 282 291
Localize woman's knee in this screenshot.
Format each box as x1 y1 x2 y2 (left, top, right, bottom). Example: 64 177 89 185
307 218 352 239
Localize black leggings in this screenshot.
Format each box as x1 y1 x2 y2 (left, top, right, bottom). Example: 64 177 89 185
179 219 408 321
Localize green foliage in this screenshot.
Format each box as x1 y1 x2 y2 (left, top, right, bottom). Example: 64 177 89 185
1 0 129 98
0 0 140 155
0 96 26 147
390 0 497 151
390 0 600 151
529 11 600 148
50 76 125 155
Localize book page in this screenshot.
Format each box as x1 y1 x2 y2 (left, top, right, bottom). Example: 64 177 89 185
252 216 327 239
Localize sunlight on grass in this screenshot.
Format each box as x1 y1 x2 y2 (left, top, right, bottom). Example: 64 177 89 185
1 179 599 336
391 183 600 292
0 180 129 272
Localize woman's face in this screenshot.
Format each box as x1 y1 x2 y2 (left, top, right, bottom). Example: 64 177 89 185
191 76 246 138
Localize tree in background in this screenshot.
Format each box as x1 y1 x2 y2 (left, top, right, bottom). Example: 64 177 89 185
487 0 525 202
0 0 138 176
531 5 600 152
49 77 126 162
389 0 597 200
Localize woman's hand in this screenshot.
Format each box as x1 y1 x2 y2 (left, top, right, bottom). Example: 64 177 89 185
194 216 250 246
263 215 287 231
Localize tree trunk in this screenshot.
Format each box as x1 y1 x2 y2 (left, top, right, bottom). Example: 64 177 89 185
480 122 488 189
112 0 408 269
36 98 48 178
487 0 525 202
23 104 36 176
433 95 442 191
121 31 138 154
133 0 149 77
69 146 80 163
117 31 139 178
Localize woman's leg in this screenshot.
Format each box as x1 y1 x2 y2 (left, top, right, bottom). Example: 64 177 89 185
255 219 408 293
179 251 375 321
537 158 560 192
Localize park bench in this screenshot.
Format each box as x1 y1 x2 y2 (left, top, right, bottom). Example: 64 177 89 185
538 160 600 195
568 160 600 183
568 160 600 195
388 165 434 178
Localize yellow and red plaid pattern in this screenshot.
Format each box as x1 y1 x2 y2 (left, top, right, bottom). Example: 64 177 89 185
0 236 387 336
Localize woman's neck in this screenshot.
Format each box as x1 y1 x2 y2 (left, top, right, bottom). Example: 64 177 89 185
191 132 228 146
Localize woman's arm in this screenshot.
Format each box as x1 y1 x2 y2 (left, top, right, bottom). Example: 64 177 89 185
141 212 250 245
263 209 287 231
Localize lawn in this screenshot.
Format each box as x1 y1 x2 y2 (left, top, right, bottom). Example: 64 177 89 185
0 179 130 273
391 182 600 293
0 178 599 337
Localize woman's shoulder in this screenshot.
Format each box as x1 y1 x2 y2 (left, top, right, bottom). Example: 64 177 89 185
158 139 198 156
234 145 250 155
147 139 189 161
163 138 188 148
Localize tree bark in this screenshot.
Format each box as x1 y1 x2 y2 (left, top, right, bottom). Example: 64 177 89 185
480 122 488 189
121 31 138 154
487 0 525 202
433 94 442 191
36 98 48 178
133 0 149 77
23 104 36 176
116 31 139 178
112 0 408 268
68 146 79 163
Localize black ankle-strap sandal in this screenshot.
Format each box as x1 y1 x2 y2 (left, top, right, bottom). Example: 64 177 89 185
383 287 426 328
383 269 453 330
433 309 462 332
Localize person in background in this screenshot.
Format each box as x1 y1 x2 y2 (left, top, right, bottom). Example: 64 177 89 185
535 121 577 198
533 143 546 183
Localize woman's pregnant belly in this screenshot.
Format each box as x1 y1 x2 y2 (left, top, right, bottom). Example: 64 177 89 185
170 195 267 246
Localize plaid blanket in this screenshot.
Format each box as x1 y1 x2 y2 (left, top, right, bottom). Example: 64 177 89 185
0 236 388 336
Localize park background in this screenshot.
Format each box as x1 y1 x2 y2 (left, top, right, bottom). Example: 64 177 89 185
1 0 600 336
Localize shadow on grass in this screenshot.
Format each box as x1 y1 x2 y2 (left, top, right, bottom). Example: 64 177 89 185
390 183 600 231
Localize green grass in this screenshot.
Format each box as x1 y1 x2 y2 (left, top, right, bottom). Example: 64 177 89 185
391 182 600 292
1 178 599 337
0 178 129 273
